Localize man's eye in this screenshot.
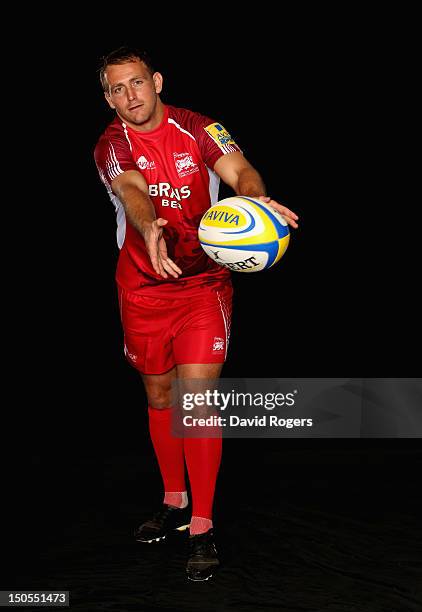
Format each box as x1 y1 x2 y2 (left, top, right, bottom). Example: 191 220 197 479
113 87 123 94
134 80 143 86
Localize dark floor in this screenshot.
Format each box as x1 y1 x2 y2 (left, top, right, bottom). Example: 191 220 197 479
4 439 422 611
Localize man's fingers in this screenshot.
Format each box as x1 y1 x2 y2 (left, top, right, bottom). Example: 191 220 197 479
157 236 182 277
147 245 168 278
269 203 299 226
163 257 182 276
155 259 169 279
281 207 299 220
284 216 299 229
155 244 181 278
257 196 299 223
262 201 299 228
159 245 182 276
271 203 299 220
158 236 169 259
161 258 181 278
269 205 299 228
146 219 182 278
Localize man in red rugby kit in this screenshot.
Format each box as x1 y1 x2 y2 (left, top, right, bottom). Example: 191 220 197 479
94 47 298 581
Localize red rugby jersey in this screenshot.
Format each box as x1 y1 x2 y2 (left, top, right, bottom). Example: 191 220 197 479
94 104 241 296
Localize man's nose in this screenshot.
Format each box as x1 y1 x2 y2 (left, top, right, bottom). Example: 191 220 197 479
127 85 136 100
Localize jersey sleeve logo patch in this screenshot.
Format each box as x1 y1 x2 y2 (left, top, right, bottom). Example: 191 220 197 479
204 123 239 154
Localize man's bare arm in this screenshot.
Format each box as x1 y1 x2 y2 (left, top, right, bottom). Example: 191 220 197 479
111 170 182 278
214 152 299 228
111 170 156 236
214 152 265 196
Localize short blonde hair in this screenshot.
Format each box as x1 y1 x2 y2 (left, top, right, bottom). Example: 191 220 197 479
99 46 155 92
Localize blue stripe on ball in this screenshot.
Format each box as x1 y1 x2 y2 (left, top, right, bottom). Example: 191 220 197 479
240 197 289 239
221 206 256 234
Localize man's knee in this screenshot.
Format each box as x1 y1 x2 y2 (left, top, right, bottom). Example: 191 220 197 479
146 386 172 409
142 368 177 410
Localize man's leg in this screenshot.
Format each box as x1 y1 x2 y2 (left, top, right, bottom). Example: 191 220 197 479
177 362 223 581
177 363 223 536
118 287 192 542
142 367 187 509
133 366 190 543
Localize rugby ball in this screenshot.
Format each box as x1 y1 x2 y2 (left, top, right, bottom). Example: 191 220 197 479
198 196 290 272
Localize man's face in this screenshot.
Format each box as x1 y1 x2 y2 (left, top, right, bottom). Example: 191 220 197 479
104 59 163 130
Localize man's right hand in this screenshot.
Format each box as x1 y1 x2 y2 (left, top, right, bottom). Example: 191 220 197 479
141 218 182 279
110 171 182 279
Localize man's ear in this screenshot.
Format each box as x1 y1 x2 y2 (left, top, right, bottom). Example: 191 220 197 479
104 92 115 110
153 72 163 94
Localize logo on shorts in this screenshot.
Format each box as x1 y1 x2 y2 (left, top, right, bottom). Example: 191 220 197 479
124 345 138 362
212 336 225 352
173 152 198 178
136 155 156 171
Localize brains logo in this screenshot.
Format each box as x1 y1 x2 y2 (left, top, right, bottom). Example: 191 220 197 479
174 152 199 178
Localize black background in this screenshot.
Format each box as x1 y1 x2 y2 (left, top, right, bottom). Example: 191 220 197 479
22 23 418 442
4 13 421 611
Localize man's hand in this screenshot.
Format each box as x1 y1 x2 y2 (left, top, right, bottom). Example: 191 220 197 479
258 196 299 229
141 218 182 279
111 171 182 278
213 154 300 229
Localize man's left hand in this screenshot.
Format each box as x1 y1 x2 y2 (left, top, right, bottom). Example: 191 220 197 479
258 196 299 229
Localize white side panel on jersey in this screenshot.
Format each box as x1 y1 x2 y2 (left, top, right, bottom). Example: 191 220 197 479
97 166 127 248
207 167 220 205
110 194 126 249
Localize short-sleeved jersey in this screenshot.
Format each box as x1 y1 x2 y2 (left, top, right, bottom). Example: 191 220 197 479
94 104 242 296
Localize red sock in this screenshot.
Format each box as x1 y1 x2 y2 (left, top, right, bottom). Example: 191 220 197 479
189 516 213 535
148 407 186 497
164 491 188 508
184 436 222 524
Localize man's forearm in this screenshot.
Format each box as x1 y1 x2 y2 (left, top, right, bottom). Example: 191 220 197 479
235 167 267 197
114 183 156 237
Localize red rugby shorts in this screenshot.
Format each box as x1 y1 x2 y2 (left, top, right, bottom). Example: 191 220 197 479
117 283 233 374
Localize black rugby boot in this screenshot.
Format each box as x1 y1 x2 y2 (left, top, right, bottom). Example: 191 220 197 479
134 504 190 543
186 529 220 581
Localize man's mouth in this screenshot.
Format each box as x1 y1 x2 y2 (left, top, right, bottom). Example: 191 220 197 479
128 104 143 111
